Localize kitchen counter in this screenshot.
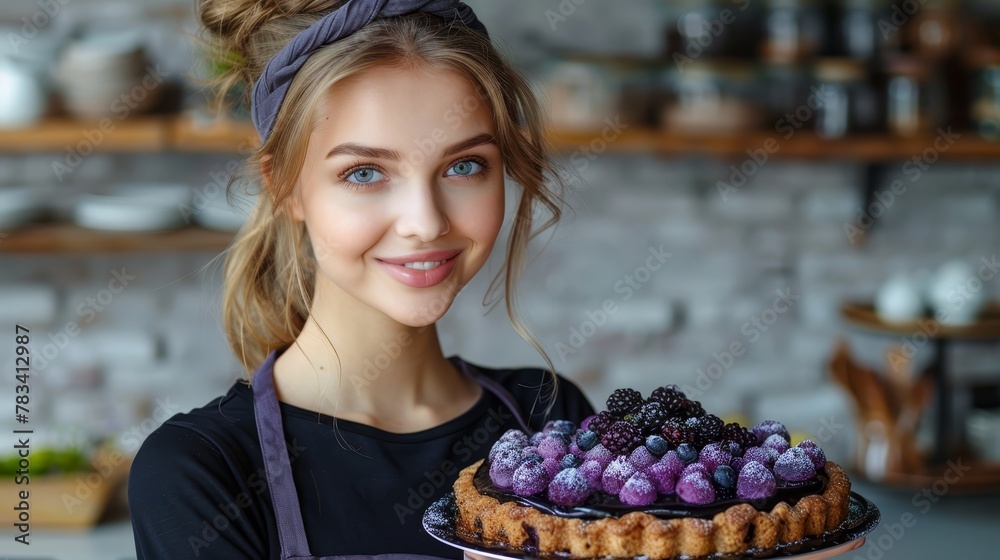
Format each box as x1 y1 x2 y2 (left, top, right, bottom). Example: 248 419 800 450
0 479 996 559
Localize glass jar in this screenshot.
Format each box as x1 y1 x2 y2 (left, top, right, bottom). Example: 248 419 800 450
973 66 1000 140
884 55 933 137
813 59 868 138
660 61 763 133
761 0 823 64
841 0 879 61
669 0 732 60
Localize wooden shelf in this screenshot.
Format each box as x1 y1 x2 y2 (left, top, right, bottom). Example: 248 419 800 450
0 223 235 253
548 128 1000 161
4 116 1000 161
841 301 1000 340
0 117 172 153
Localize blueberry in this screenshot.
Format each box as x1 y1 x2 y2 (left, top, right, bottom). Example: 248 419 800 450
521 454 543 465
676 443 698 464
721 439 742 456
560 453 582 469
713 465 736 489
550 431 572 445
576 429 598 451
552 420 576 434
645 435 669 457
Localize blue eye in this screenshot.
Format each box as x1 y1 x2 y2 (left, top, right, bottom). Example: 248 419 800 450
446 159 485 178
345 167 384 184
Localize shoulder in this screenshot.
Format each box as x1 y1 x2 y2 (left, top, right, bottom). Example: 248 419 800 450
128 382 260 494
462 358 597 432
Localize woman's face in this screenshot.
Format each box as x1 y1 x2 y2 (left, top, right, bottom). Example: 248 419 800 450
288 64 505 327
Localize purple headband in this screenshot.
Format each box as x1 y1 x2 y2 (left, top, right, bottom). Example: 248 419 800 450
250 0 489 142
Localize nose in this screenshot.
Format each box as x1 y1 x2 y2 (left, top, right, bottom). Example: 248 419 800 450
393 178 451 241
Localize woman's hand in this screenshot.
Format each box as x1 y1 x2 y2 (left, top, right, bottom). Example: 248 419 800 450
462 537 865 560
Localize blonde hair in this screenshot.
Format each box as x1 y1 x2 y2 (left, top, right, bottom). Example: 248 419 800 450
197 0 570 415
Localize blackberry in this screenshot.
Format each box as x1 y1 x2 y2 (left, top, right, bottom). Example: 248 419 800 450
606 388 644 417
587 410 615 436
600 421 642 456
635 401 669 435
689 414 725 446
662 417 697 446
649 385 687 415
721 422 757 449
678 399 706 419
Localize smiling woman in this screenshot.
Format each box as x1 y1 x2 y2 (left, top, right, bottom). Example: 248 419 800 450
126 1 596 560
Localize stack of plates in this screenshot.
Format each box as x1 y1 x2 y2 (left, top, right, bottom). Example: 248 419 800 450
74 184 192 232
55 30 159 120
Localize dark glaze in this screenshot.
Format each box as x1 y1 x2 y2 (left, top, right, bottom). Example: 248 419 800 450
474 460 827 520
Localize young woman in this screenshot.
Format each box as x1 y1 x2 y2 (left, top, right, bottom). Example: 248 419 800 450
127 1 596 558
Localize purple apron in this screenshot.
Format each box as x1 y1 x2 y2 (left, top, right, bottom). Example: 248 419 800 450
251 349 532 560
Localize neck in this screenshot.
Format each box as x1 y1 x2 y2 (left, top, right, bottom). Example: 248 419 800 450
270 278 481 432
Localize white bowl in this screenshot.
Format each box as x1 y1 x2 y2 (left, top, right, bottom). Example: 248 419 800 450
73 184 192 232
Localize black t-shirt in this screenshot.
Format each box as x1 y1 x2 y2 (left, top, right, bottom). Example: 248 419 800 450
127 356 596 559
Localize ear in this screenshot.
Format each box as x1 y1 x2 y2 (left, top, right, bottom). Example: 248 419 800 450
262 155 305 222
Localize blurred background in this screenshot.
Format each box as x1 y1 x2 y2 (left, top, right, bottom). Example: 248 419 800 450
0 0 998 558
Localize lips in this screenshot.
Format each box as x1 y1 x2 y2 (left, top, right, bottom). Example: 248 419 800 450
375 251 461 288
376 249 462 266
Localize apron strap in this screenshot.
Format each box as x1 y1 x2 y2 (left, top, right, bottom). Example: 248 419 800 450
448 356 533 435
251 349 314 560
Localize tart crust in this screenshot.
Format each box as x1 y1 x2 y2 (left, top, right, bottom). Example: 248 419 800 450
453 458 852 559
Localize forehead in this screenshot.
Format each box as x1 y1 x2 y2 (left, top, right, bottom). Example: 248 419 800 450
311 64 494 147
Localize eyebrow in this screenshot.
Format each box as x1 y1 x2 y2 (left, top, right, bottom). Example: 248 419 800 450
324 132 497 161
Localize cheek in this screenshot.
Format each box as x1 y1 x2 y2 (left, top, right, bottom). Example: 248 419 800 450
457 182 505 242
303 201 380 266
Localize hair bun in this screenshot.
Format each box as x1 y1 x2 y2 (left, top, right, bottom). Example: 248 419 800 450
197 0 345 108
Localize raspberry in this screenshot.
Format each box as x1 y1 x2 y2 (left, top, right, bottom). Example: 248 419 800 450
743 446 779 469
620 472 657 506
698 443 732 473
763 433 790 454
773 448 817 482
548 467 590 507
499 429 530 448
580 459 604 490
542 457 562 479
538 436 568 461
645 460 678 495
489 448 521 490
601 456 636 495
512 460 549 496
606 388 644 417
489 440 521 463
737 460 776 500
677 471 716 505
628 445 657 471
751 420 790 445
797 440 827 470
584 443 614 468
600 421 642 456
